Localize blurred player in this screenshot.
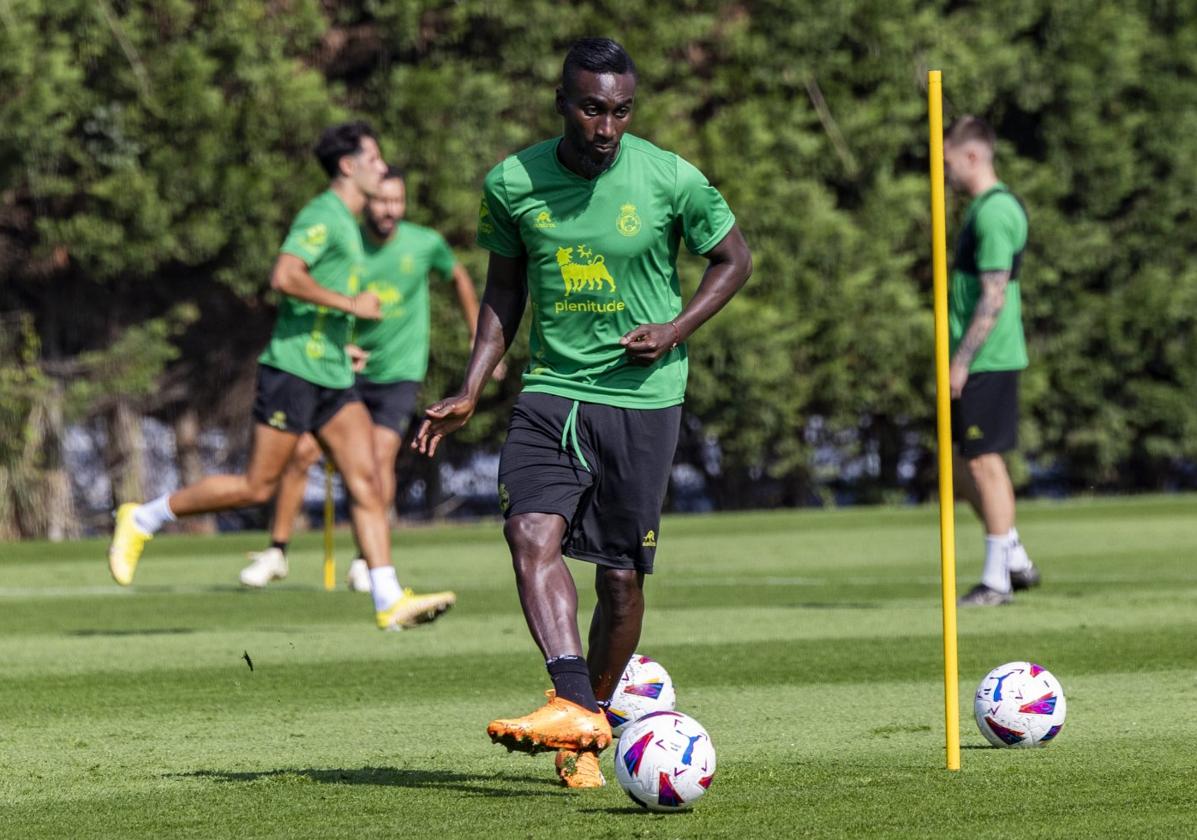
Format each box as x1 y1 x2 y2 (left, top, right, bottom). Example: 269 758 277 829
107 122 455 630
413 38 752 786
943 116 1040 607
239 165 501 591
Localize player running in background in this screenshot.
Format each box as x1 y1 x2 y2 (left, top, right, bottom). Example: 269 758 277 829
239 165 500 592
943 116 1041 607
107 122 454 630
413 38 752 787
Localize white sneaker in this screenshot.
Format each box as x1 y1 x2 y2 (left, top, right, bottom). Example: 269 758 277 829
346 558 372 593
239 547 288 588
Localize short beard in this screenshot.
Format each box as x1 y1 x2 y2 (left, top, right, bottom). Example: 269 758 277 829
575 147 617 178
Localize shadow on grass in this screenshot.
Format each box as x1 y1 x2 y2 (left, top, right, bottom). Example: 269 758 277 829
67 628 195 637
173 766 557 797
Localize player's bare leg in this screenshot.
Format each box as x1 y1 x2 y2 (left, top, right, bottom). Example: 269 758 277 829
587 568 645 703
320 402 454 628
241 433 322 587
343 423 404 592
487 513 611 755
957 450 1036 605
108 424 300 585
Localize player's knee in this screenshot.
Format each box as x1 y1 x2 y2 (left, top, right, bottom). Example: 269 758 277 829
967 453 1002 483
293 437 322 471
504 515 560 562
244 479 278 506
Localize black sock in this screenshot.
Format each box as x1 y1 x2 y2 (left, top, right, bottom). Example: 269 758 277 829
546 655 599 712
271 540 288 555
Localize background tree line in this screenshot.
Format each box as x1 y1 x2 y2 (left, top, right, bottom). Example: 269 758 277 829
3 0 1195 539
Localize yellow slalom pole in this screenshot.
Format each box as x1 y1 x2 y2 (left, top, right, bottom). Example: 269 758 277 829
928 69 961 772
322 460 335 592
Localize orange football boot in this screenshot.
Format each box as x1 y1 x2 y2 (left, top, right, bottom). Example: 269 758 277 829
486 690 612 754
555 749 606 788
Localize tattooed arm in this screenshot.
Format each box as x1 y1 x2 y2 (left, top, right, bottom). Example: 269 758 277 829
950 270 1009 397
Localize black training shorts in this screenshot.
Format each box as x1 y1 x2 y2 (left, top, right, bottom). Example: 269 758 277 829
251 364 360 434
498 392 682 574
356 377 420 437
951 370 1020 458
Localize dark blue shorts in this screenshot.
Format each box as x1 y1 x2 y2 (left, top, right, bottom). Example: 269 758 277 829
251 365 359 434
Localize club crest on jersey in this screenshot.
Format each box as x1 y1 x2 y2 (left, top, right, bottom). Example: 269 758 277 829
617 203 642 236
533 209 557 229
556 245 617 295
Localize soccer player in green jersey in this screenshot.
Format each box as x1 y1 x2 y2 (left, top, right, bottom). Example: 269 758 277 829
413 38 752 788
943 116 1040 607
107 122 453 630
240 165 493 593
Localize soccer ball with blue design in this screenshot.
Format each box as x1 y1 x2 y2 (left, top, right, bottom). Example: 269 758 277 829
605 653 676 737
614 711 716 811
974 661 1067 748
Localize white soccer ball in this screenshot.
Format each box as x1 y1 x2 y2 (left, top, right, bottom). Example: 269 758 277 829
614 711 716 812
974 661 1067 748
605 653 676 737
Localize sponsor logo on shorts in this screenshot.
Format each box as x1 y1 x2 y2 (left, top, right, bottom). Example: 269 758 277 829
498 482 510 514
966 425 985 441
642 529 657 548
268 411 288 431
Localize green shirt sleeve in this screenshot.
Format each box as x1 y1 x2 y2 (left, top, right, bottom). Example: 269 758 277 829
429 232 458 279
675 156 735 255
280 203 334 267
476 165 525 258
974 194 1027 273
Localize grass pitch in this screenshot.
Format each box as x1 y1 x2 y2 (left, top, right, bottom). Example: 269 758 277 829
1 496 1195 838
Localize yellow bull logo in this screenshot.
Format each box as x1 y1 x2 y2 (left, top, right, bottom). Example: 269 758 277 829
556 245 616 296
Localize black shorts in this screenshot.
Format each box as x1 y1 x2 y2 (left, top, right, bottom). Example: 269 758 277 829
498 392 682 574
356 377 420 437
251 365 360 434
951 370 1020 457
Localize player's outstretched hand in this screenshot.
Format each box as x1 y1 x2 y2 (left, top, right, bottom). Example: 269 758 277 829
620 322 680 365
412 394 476 457
352 291 383 320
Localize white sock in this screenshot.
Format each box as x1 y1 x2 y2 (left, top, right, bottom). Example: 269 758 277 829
982 535 1013 593
133 494 176 535
1005 528 1032 572
369 565 403 612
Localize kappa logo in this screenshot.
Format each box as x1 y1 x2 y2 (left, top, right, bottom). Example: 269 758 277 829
966 425 985 441
478 198 493 235
533 209 557 229
556 245 616 296
498 483 511 514
305 329 327 359
642 529 657 548
268 411 288 431
617 203 641 237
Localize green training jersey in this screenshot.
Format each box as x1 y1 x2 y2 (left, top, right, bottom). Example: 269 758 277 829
949 184 1029 372
258 190 363 388
352 223 458 384
476 133 735 409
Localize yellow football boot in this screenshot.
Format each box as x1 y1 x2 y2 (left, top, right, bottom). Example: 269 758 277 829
107 503 151 586
375 587 456 631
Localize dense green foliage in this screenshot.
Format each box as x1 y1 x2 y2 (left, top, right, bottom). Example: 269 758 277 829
3 1 1196 534
1 499 1196 837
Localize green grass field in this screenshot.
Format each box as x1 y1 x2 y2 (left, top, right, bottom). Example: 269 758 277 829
2 496 1195 838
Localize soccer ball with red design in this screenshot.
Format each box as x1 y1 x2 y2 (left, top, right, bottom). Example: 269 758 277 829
614 711 716 812
605 653 676 737
974 661 1067 748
